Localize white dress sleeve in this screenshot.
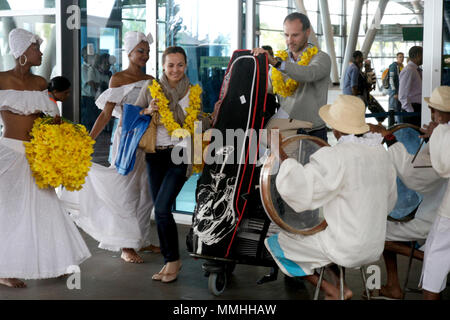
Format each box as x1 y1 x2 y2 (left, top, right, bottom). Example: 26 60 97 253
430 124 450 178
134 80 153 108
0 90 59 124
275 146 345 213
95 81 147 119
388 142 442 193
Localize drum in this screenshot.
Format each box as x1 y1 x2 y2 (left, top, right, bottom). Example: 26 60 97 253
259 135 329 235
386 123 424 220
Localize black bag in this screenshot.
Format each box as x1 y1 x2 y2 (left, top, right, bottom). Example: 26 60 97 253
189 50 272 259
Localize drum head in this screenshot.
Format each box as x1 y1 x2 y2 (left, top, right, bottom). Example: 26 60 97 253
260 135 329 235
387 124 423 220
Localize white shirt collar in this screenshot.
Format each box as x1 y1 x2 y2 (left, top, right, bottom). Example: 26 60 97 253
337 132 383 147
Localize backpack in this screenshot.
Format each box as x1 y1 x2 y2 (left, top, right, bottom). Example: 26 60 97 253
381 68 390 89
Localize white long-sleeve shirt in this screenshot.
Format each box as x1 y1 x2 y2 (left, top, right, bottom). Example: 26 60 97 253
429 123 450 219
275 134 397 267
388 142 447 223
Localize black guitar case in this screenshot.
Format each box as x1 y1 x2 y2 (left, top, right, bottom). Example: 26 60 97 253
189 50 274 259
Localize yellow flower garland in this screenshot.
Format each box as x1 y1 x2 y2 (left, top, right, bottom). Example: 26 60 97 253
24 117 95 191
148 80 206 174
148 80 202 138
272 46 319 98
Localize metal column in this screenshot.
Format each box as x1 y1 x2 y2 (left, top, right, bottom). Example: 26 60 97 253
341 0 363 85
422 0 443 125
59 0 80 123
319 0 339 84
245 0 256 49
146 0 157 77
294 0 320 48
360 0 389 59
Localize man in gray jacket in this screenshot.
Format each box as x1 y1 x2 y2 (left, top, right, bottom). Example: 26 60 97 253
253 12 331 141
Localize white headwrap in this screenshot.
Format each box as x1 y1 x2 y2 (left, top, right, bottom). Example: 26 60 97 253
9 28 43 59
123 31 153 55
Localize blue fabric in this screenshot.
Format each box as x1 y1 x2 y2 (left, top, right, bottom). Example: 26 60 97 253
114 104 151 175
266 234 307 277
343 63 359 95
389 127 423 220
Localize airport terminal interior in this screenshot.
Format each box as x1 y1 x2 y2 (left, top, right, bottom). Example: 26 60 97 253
1 0 450 301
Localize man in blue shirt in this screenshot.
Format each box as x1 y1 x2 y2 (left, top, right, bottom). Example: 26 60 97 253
343 51 364 96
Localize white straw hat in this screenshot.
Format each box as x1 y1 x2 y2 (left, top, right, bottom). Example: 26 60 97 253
318 95 370 135
424 86 450 113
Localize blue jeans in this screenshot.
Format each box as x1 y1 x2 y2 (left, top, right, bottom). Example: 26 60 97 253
146 149 187 264
388 90 401 125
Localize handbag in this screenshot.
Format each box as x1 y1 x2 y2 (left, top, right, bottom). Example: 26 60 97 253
138 113 159 153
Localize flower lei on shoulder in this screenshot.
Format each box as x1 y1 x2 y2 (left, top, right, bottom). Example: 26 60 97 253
148 80 206 174
148 80 202 138
24 117 95 191
272 46 319 98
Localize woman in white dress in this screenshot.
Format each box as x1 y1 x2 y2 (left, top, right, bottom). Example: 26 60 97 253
59 31 159 263
0 28 91 288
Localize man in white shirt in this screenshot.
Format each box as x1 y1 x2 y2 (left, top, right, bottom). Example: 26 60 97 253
265 95 397 300
417 86 450 300
398 46 423 127
369 112 448 299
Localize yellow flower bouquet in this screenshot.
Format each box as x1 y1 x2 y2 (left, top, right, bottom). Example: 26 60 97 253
24 117 95 191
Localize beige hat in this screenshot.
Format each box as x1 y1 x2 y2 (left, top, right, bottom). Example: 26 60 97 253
424 86 450 112
318 95 369 135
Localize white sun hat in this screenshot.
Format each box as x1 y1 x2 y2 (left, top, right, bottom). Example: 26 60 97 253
424 86 450 113
318 95 370 135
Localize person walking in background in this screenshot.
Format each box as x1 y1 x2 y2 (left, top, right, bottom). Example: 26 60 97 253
388 52 404 126
59 31 160 264
343 50 364 96
399 46 423 127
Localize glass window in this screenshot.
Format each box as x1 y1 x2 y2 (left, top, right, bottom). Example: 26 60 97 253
3 0 55 10
0 15 56 79
443 0 450 85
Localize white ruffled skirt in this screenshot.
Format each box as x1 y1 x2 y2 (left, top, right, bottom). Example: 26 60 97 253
59 126 154 252
0 137 91 279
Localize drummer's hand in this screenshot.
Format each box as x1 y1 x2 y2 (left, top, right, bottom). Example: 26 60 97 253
368 123 388 137
140 99 159 115
251 48 277 66
53 115 62 125
419 121 439 139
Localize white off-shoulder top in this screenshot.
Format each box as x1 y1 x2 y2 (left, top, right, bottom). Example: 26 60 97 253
95 80 148 119
0 89 60 125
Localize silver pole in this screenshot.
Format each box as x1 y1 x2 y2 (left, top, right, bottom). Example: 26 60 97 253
319 0 339 83
294 0 320 48
341 0 364 87
360 0 389 59
245 0 255 49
